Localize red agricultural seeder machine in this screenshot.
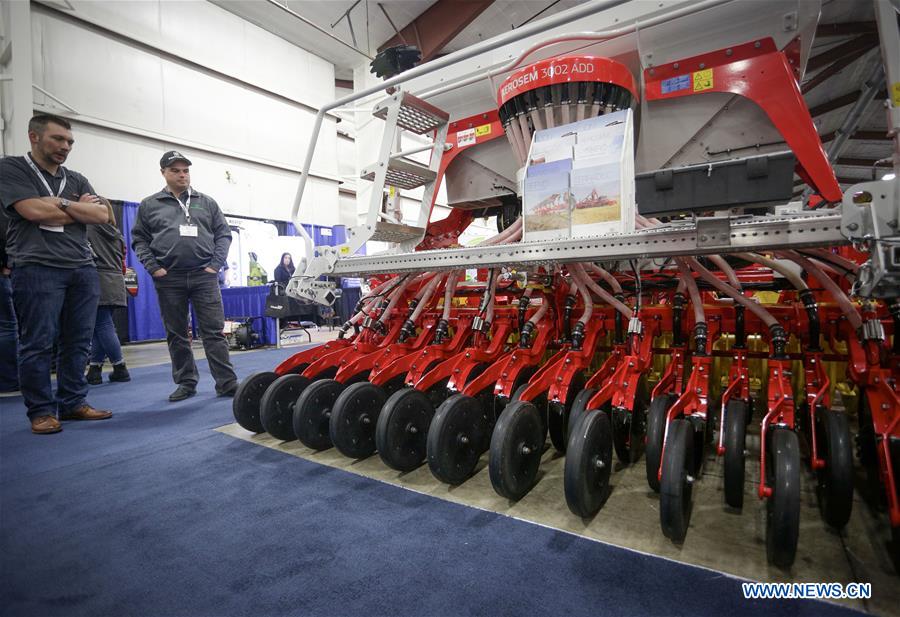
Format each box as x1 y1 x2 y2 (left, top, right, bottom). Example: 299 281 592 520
234 0 900 569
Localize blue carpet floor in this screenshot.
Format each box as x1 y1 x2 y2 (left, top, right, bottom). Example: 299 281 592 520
0 348 866 617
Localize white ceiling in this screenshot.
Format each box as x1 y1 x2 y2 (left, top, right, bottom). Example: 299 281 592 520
211 0 584 79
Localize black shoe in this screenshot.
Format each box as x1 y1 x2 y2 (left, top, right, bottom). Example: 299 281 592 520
86 365 103 385
216 383 238 397
168 385 197 402
109 363 131 382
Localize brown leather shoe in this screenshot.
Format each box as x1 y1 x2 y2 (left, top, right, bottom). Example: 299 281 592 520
60 404 112 421
31 415 62 434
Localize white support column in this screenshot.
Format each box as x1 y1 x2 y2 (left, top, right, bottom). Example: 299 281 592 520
2 0 33 155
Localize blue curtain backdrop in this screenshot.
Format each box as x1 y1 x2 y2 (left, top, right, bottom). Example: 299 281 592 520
121 202 167 342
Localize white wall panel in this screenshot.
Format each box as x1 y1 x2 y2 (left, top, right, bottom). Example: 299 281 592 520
32 10 337 176
36 0 334 109
66 121 335 225
26 3 341 226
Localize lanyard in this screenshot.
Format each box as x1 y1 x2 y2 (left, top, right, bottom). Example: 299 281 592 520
24 153 67 198
173 188 193 224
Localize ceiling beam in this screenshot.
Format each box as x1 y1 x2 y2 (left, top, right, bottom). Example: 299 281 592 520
806 34 877 72
809 88 886 117
378 0 495 63
819 129 892 142
801 44 875 94
815 21 877 38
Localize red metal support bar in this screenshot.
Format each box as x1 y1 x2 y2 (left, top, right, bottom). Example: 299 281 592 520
758 358 795 499
802 351 831 471
717 347 750 456
643 37 842 202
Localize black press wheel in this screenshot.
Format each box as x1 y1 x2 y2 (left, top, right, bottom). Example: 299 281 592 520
329 382 388 459
567 388 598 444
766 428 801 569
660 418 694 543
259 373 311 440
611 374 650 465
548 372 586 453
564 408 613 518
376 388 435 472
233 371 278 433
293 378 344 449
646 393 677 492
427 394 491 485
816 408 854 530
723 399 749 509
489 401 545 500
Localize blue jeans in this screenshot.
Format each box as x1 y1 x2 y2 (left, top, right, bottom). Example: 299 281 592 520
11 265 99 420
90 306 124 365
0 275 18 391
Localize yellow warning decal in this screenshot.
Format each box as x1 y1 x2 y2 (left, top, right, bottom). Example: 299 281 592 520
475 124 492 137
892 82 900 106
693 69 714 92
340 245 350 255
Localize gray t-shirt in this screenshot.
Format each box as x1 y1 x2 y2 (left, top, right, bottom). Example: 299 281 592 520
0 155 96 268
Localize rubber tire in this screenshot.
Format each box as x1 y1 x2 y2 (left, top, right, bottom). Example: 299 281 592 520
233 371 277 433
766 428 801 569
611 374 650 466
427 394 491 485
646 393 677 492
660 418 694 543
259 374 310 440
567 388 598 444
548 372 587 454
329 382 388 459
816 409 854 530
509 383 549 445
723 399 748 509
564 408 613 518
376 388 434 472
489 401 545 500
292 378 344 450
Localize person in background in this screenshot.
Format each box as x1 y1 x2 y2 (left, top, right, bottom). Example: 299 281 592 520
0 206 18 392
217 262 229 289
86 198 130 385
274 252 295 286
0 113 113 434
132 150 238 402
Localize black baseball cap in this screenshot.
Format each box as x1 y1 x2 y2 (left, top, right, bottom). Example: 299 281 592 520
160 150 192 168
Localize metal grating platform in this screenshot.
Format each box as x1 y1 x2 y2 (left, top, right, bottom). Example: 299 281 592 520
373 92 449 135
369 221 427 244
361 157 438 191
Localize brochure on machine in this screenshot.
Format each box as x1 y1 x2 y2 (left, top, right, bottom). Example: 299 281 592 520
570 162 629 237
523 173 571 242
524 108 634 240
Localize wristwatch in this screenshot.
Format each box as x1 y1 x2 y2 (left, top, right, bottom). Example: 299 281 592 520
58 199 70 212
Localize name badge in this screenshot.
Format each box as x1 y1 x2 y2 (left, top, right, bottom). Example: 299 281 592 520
40 224 65 233
179 224 198 237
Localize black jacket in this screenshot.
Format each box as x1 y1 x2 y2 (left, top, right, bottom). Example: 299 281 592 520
132 188 231 274
274 264 294 285
88 222 127 307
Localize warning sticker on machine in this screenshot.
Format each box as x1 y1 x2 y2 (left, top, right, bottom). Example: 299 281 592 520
457 128 476 147
892 81 900 106
693 69 714 92
475 124 492 137
661 74 690 94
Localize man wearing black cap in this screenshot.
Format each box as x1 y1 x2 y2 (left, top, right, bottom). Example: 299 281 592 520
132 151 238 401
